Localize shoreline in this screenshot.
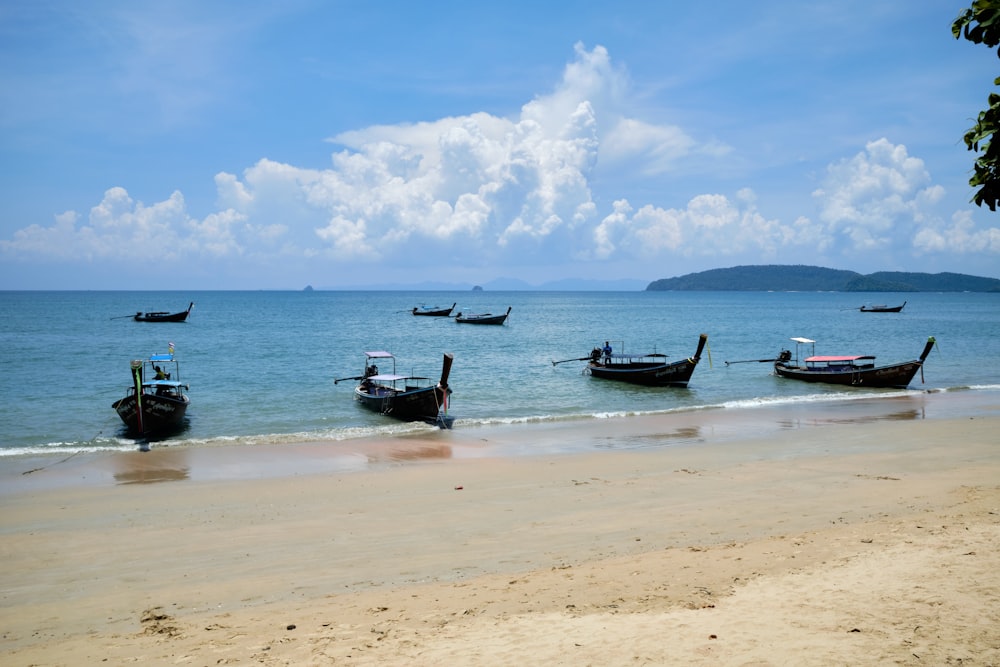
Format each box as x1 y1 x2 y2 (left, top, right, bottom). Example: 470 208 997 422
2 387 996 493
3 390 999 665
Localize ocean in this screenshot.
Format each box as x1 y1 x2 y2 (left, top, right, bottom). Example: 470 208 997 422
1 290 998 458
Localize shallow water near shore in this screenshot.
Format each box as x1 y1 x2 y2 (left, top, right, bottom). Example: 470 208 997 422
3 376 997 495
0 290 997 460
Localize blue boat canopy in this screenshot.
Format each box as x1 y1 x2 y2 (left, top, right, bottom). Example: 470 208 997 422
145 379 185 387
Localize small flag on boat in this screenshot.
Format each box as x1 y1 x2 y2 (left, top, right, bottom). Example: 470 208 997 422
168 342 175 354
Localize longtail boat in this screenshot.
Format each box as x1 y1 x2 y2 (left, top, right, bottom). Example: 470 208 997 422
860 301 906 313
412 302 456 316
454 306 511 325
134 302 194 322
554 334 708 387
335 351 454 427
773 336 935 388
112 350 190 435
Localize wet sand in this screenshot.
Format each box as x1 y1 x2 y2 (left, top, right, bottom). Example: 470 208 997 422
2 391 999 665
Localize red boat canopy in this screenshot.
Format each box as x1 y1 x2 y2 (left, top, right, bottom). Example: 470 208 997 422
805 355 875 362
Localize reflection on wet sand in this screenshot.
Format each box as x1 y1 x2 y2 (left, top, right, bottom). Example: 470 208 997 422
600 426 703 450
112 448 190 485
368 443 454 463
777 408 925 430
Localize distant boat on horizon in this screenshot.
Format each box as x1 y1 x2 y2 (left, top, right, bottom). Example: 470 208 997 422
454 306 511 325
133 302 194 322
859 301 906 313
412 302 456 316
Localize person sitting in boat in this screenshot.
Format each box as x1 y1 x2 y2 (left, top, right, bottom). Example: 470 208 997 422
590 347 602 364
153 365 169 380
603 341 612 365
364 364 378 378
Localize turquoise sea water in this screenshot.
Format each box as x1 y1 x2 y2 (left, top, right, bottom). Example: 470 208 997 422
0 290 998 457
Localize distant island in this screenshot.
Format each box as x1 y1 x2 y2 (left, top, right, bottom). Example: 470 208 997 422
646 265 1000 292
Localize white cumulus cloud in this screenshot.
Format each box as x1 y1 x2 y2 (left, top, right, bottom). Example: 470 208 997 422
813 138 943 251
3 46 998 287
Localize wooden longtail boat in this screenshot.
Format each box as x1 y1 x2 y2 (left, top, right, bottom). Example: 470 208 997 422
412 303 456 316
860 301 906 313
773 336 936 388
555 333 708 387
134 302 194 322
454 306 511 325
335 351 454 427
111 351 190 435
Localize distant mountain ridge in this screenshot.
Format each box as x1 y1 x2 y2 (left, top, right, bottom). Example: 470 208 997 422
319 277 649 291
646 265 1000 292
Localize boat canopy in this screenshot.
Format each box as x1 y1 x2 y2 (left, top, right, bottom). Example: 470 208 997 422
368 373 426 382
364 351 395 359
368 374 405 382
790 337 816 344
149 353 175 362
145 379 185 388
805 355 875 362
607 352 668 360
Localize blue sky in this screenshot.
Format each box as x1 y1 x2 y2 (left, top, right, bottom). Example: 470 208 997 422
1 0 998 289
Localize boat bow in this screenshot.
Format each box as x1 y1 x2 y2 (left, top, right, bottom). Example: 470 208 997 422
438 352 454 389
691 333 708 361
919 336 937 362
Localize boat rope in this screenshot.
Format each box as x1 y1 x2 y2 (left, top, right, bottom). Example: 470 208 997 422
435 386 447 415
20 449 82 475
19 420 117 474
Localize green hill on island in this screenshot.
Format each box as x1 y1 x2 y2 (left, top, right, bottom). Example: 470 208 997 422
646 265 1000 292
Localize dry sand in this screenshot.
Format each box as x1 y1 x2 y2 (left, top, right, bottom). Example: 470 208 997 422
2 396 999 666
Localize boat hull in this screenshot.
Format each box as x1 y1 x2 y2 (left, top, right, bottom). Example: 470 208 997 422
134 312 189 322
860 301 906 313
134 302 193 322
112 393 190 433
773 360 923 388
588 358 699 387
454 306 511 325
587 333 708 387
413 303 456 316
354 385 449 423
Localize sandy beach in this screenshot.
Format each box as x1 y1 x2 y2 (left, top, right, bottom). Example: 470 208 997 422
2 392 999 666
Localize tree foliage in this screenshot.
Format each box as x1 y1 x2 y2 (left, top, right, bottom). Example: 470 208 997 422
953 1 1000 210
